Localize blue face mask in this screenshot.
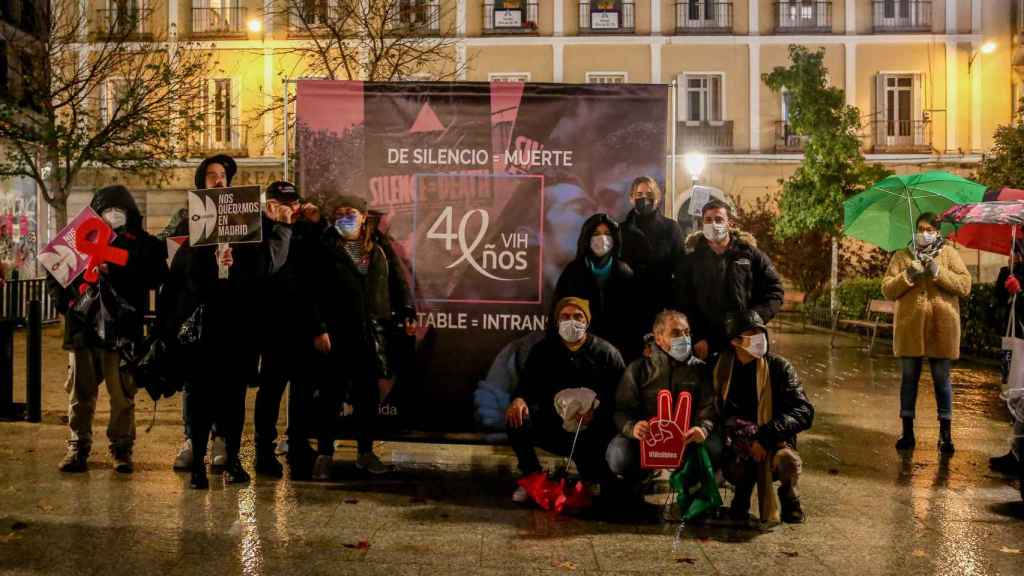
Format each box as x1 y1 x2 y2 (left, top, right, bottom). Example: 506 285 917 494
334 214 361 237
667 336 692 362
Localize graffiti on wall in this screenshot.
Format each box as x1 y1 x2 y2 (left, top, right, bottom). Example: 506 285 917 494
0 180 38 279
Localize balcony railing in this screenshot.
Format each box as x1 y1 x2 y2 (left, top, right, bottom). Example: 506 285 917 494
872 1 931 33
95 8 152 39
775 1 832 33
774 121 808 152
578 1 635 34
191 6 247 36
190 123 249 157
675 1 733 34
388 0 441 34
678 121 733 153
483 1 539 34
288 0 346 35
872 119 932 153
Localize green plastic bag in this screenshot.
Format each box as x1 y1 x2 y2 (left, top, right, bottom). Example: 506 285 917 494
669 445 723 521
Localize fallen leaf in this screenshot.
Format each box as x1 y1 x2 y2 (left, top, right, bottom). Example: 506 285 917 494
676 558 697 564
999 547 1021 554
10 522 27 531
912 549 927 558
343 498 359 505
342 540 370 550
781 551 799 558
0 532 22 543
828 469 840 476
551 560 577 571
36 503 54 513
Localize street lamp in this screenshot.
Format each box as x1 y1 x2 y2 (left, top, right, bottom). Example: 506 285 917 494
247 18 263 33
969 41 996 74
684 151 706 184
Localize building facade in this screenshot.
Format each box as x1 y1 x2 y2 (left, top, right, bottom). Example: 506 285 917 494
58 0 1017 278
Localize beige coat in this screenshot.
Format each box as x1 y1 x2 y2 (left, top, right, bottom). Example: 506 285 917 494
881 244 972 359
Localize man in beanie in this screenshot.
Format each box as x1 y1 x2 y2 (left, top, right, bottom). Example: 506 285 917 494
48 185 168 473
714 319 813 524
505 297 625 504
304 194 415 480
253 181 324 478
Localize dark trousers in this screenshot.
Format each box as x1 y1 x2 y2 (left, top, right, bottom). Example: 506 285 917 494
315 354 378 457
189 348 257 468
900 357 953 420
506 408 610 482
606 432 723 485
254 346 314 456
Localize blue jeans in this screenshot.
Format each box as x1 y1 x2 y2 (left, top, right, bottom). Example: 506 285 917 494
900 357 953 420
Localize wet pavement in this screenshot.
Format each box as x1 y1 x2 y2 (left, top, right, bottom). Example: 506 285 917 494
2 325 1024 575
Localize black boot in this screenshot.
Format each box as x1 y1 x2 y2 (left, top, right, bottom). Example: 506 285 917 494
190 465 209 490
224 458 251 484
989 450 1018 475
254 448 283 478
895 417 916 450
938 419 955 454
779 487 805 524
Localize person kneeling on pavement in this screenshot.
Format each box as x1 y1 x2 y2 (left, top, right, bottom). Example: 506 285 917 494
505 297 625 504
716 318 813 524
607 310 718 502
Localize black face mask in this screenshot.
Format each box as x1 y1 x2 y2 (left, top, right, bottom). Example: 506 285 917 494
634 198 656 215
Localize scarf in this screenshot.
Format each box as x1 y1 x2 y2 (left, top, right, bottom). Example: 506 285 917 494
587 256 613 283
913 236 945 262
714 351 780 524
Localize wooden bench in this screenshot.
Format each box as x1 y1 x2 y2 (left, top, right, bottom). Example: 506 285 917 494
773 291 807 332
830 299 895 355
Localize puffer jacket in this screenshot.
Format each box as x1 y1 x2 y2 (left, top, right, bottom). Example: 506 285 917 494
881 243 971 359
614 345 716 440
619 208 684 325
678 230 784 353
48 185 167 350
554 213 643 361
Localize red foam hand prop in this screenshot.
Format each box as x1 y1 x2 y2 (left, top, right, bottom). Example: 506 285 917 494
518 472 563 511
75 217 128 288
1006 275 1022 295
640 390 692 470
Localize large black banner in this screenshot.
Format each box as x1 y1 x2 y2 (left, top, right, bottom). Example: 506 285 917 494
297 80 668 433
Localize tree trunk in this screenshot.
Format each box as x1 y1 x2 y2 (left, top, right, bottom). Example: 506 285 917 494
830 236 838 313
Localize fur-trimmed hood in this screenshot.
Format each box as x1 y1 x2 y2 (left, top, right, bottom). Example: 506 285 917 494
685 229 758 254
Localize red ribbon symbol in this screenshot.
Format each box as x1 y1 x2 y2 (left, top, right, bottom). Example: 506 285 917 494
75 217 128 288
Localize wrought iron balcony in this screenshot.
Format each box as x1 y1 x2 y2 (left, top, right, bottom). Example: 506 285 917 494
578 1 635 34
774 121 808 152
872 1 931 33
95 8 153 39
388 0 441 34
675 1 733 34
677 121 734 153
483 1 540 34
871 119 932 153
191 6 248 36
774 1 832 34
288 0 347 35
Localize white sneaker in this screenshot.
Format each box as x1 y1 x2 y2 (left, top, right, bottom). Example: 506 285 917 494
355 452 389 475
211 436 227 467
312 455 332 481
512 485 529 504
173 439 193 470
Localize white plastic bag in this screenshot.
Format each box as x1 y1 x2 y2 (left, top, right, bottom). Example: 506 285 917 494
553 388 600 433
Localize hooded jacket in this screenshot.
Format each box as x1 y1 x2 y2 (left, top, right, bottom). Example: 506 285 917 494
554 214 643 361
678 230 784 354
618 207 684 324
614 344 716 441
48 185 168 350
193 154 238 189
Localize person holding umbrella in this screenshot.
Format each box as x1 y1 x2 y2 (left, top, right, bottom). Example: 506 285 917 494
882 212 972 454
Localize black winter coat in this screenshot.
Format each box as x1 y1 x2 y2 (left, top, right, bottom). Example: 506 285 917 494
306 228 415 377
619 209 684 323
677 230 784 354
715 351 814 448
513 333 625 433
554 213 643 361
263 218 325 343
994 265 1024 335
48 186 167 350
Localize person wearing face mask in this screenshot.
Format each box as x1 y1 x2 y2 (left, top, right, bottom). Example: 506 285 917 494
553 213 642 362
990 240 1024 476
505 297 625 504
678 198 784 361
619 176 684 331
882 212 971 455
715 319 813 525
305 195 416 480
47 185 168 474
606 310 718 505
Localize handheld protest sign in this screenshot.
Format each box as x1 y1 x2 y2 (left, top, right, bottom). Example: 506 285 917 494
39 207 122 288
76 216 128 287
187 186 262 247
640 390 692 470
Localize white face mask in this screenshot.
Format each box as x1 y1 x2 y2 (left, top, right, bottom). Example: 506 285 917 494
667 336 692 362
741 333 768 358
590 234 613 258
102 208 127 230
703 222 729 243
916 231 938 246
558 319 587 344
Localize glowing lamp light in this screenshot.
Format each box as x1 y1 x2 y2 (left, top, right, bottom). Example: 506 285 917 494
247 19 263 33
981 42 997 54
684 151 707 181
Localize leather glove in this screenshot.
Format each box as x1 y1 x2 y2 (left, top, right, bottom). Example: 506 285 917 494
926 259 939 278
1006 275 1022 295
906 260 925 282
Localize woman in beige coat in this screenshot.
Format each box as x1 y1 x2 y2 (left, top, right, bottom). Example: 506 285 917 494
881 213 971 454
